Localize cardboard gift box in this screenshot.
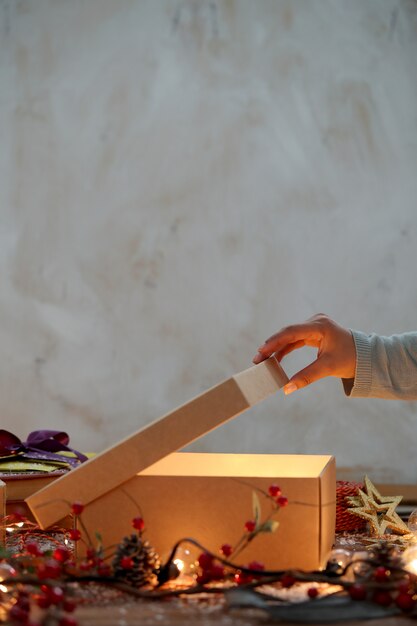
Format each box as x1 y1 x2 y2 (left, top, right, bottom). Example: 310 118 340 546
27 357 336 570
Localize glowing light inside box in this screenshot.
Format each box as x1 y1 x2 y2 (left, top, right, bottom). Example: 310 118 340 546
138 452 331 478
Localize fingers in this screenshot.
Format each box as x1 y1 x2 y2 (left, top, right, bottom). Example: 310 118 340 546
252 314 354 394
283 357 331 395
274 340 306 361
252 323 321 365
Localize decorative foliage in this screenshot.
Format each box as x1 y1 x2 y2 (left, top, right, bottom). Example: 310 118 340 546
2 477 417 624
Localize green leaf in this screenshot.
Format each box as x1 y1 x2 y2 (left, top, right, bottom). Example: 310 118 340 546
95 531 103 546
252 491 262 527
258 520 279 533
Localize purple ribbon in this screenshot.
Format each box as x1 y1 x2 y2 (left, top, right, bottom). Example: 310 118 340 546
0 429 88 467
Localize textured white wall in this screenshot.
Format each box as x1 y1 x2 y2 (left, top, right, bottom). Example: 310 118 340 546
1 0 417 482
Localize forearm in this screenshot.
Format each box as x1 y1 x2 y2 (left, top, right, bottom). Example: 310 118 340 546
344 330 417 400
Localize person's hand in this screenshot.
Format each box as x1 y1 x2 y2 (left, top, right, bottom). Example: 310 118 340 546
252 314 356 395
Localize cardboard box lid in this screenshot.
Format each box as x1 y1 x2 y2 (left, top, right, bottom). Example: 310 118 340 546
27 357 289 527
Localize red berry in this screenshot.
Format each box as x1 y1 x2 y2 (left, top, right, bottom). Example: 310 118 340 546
120 556 134 570
132 517 145 531
198 552 214 571
396 592 416 612
36 594 52 609
234 571 253 585
68 529 82 541
281 574 296 588
196 573 211 585
37 559 62 580
397 580 411 594
372 590 392 606
374 566 389 582
8 605 29 622
86 548 96 559
11 509 27 523
58 617 78 626
79 560 93 571
220 544 233 557
248 560 265 572
210 564 225 580
16 595 30 612
268 484 282 497
48 586 64 605
349 583 367 601
25 541 41 556
71 501 84 516
63 599 77 613
308 587 319 599
97 563 111 576
53 547 71 563
244 520 256 533
277 496 289 507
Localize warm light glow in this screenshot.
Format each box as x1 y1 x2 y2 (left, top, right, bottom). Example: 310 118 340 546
0 584 8 593
139 452 329 478
403 545 417 574
406 559 417 575
5 521 24 533
174 558 185 572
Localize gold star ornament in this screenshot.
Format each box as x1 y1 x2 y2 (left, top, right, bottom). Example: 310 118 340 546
347 476 409 537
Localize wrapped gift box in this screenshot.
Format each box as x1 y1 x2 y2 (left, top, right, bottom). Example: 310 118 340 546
1 470 74 528
0 480 5 545
27 357 336 570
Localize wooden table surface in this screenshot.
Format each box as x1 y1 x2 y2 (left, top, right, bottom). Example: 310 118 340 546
74 601 416 626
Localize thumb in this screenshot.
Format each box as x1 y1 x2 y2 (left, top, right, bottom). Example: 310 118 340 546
283 359 329 395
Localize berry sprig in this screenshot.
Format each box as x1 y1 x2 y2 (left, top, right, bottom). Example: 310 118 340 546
341 545 417 613
3 503 150 625
4 546 79 625
195 483 289 586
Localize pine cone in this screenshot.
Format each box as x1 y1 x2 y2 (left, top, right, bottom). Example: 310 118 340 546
112 533 161 588
371 541 402 569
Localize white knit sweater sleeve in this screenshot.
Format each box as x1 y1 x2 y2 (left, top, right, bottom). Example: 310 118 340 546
343 330 417 400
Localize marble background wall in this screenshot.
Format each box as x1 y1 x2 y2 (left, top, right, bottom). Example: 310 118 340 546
1 0 417 482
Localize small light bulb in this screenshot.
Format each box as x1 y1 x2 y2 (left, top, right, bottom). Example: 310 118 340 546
173 558 184 572
408 509 417 534
0 562 17 614
0 562 17 582
403 545 417 575
324 548 352 575
349 550 372 580
170 545 198 584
